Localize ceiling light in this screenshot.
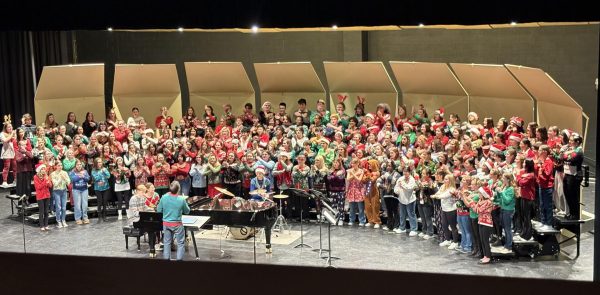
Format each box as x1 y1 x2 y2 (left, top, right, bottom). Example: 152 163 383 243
251 25 259 33
178 27 184 32
332 25 338 29
418 23 425 27
510 21 517 26
107 27 113 31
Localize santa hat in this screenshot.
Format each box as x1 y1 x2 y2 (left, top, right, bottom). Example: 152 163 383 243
509 133 522 142
335 131 344 138
365 113 375 120
469 127 481 137
510 117 524 127
435 107 445 117
467 112 479 121
403 122 413 131
231 139 239 144
490 143 506 154
478 186 492 199
355 144 366 151
255 165 266 174
35 163 46 173
484 159 494 171
144 128 155 135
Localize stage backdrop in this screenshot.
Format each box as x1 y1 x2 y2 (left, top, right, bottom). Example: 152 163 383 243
185 62 254 119
323 61 397 116
112 64 182 127
34 64 105 126
254 62 325 112
389 61 468 121
449 63 535 124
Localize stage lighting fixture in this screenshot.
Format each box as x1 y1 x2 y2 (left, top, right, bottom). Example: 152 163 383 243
418 23 424 27
178 27 184 32
332 25 338 29
510 21 517 26
107 27 113 31
251 25 259 33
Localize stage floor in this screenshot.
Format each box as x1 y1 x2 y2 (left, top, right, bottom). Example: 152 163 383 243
0 190 594 281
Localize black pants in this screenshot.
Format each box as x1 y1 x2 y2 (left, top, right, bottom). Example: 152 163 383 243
190 187 207 197
564 174 582 219
96 189 111 217
442 210 459 243
491 207 503 239
470 218 481 255
513 197 522 234
520 198 534 241
479 225 493 258
16 171 33 198
37 198 50 228
116 190 131 213
384 197 399 230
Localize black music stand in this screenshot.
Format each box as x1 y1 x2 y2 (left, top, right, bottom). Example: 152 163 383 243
290 189 312 249
310 190 329 256
321 209 341 268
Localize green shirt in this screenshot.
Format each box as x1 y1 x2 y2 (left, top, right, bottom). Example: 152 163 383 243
496 186 516 211
469 194 479 219
62 157 77 173
157 193 190 223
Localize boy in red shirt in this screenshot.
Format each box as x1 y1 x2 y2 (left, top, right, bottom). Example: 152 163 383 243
536 145 555 230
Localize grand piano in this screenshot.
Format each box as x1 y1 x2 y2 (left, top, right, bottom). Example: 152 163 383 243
187 196 278 253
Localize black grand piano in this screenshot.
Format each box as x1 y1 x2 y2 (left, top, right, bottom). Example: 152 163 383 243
187 196 278 253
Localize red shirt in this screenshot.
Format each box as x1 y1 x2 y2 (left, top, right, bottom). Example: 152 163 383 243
536 157 555 189
171 162 191 180
155 115 174 128
113 128 129 143
34 174 53 200
517 172 536 200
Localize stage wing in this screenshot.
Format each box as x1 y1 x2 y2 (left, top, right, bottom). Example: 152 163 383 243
389 61 468 119
323 61 398 115
34 64 105 125
112 64 182 125
185 62 255 118
254 62 326 111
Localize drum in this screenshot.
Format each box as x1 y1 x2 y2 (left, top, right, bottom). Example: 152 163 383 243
229 226 255 240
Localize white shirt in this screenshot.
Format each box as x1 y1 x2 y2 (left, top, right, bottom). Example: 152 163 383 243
394 175 417 205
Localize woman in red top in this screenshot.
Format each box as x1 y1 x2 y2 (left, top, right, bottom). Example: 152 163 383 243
516 159 536 241
171 153 191 196
34 164 53 231
155 106 174 129
151 153 171 197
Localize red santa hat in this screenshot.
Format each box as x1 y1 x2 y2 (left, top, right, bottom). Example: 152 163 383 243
435 107 445 117
490 143 506 154
484 159 494 171
509 133 522 142
510 116 524 127
35 163 46 173
469 127 481 137
365 113 375 120
478 186 492 199
255 165 266 174
403 122 413 131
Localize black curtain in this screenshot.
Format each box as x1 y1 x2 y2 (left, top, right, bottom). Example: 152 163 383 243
0 31 71 124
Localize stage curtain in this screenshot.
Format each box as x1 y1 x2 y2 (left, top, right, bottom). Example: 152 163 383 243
0 31 71 123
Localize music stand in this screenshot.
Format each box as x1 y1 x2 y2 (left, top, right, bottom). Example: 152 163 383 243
290 189 312 249
310 190 329 256
321 209 341 268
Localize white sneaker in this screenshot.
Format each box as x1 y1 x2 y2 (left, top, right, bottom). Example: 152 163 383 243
347 222 354 226
418 232 425 237
1 182 7 188
9 182 16 187
62 221 68 227
448 242 458 250
56 223 63 229
337 220 344 226
409 231 418 237
373 224 380 229
358 223 365 227
382 225 388 230
117 212 123 220
513 236 524 242
365 223 372 227
422 234 431 240
395 228 406 234
439 240 452 247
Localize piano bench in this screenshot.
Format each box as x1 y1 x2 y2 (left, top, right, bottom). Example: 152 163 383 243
123 226 143 251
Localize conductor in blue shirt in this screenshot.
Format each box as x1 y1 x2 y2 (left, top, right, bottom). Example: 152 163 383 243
157 181 190 261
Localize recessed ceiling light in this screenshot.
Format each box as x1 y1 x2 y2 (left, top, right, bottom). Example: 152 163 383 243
178 27 184 32
251 25 259 33
418 23 425 27
332 25 338 29
510 21 517 26
107 27 113 31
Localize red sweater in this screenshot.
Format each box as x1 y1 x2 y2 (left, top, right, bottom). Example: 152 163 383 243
470 198 494 227
155 115 174 128
517 172 536 200
171 162 191 180
536 157 555 189
113 128 130 143
34 174 53 200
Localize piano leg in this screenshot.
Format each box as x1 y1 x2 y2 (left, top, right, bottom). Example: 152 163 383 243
264 226 273 254
190 231 199 260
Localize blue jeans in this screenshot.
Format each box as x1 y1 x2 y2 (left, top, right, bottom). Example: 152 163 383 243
398 201 417 231
177 177 191 196
457 214 472 251
501 209 514 249
348 202 366 224
539 187 554 225
163 224 185 260
52 189 68 223
72 189 89 221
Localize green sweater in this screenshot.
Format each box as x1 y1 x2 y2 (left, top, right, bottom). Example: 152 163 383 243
469 194 479 219
157 193 190 223
496 186 516 211
62 157 77 173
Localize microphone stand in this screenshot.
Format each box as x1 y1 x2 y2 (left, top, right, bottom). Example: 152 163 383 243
20 194 27 254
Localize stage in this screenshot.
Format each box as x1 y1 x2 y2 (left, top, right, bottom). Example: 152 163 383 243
0 190 594 281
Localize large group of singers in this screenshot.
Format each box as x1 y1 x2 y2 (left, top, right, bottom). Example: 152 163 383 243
0 96 585 264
